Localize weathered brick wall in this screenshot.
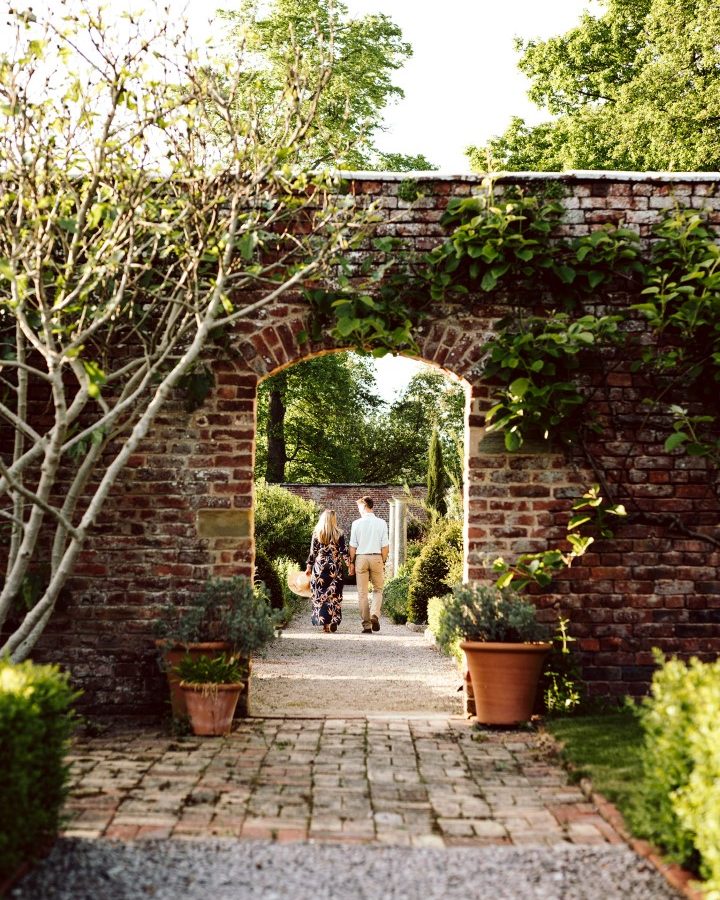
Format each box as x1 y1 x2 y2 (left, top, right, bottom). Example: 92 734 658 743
280 483 427 540
16 171 720 714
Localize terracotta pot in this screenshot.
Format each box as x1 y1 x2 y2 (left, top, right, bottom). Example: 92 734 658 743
180 682 244 736
155 640 231 717
460 640 551 725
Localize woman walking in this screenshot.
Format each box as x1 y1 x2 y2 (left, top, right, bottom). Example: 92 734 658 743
305 509 353 633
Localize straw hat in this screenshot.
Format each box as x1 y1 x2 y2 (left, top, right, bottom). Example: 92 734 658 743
287 569 312 598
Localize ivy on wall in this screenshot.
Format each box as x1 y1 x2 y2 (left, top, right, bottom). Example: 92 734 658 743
303 181 720 563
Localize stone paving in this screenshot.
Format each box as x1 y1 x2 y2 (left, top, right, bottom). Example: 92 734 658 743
62 716 623 849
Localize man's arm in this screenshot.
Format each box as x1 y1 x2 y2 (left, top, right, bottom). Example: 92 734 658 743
380 520 389 564
349 521 357 565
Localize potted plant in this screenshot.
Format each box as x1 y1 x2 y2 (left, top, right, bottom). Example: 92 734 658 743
439 583 551 725
154 576 278 717
174 654 246 736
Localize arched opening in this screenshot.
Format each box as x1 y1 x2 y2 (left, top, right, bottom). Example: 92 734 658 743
248 347 472 717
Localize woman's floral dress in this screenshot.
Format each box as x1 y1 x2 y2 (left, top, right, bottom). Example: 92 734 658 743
306 534 349 628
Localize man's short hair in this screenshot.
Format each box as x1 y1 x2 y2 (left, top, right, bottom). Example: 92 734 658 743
358 495 374 509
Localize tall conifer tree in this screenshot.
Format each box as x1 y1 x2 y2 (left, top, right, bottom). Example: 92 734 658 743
427 428 447 517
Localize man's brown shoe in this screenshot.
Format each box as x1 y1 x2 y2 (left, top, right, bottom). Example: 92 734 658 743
361 628 373 634
371 615 380 632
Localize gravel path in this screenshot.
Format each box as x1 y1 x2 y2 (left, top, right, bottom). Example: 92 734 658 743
11 838 680 899
250 589 463 717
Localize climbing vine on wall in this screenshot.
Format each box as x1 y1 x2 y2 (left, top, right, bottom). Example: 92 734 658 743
302 180 720 561
305 183 720 465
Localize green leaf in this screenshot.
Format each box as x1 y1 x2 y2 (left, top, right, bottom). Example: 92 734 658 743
664 431 688 452
587 270 604 290
480 270 497 291
505 430 522 452
509 377 530 399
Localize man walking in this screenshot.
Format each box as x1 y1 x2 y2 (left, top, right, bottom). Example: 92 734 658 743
349 495 389 634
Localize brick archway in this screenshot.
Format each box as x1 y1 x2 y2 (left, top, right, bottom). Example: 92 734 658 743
33 172 720 714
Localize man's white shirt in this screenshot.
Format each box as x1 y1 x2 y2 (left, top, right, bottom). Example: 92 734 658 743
349 512 389 555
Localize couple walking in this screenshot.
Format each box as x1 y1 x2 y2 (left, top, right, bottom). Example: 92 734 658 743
305 495 389 634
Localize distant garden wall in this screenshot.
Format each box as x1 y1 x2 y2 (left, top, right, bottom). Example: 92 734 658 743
20 171 720 715
281 483 427 539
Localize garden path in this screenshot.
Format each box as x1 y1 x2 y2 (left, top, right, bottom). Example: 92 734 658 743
249 588 463 717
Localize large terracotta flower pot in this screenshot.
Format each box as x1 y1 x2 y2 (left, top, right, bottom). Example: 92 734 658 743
155 640 230 717
180 682 244 736
460 641 551 725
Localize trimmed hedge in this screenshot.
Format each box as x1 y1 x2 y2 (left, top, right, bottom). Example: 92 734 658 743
427 594 462 663
635 653 720 893
254 482 318 566
407 521 462 624
271 555 306 626
254 549 284 610
0 659 78 882
382 571 411 624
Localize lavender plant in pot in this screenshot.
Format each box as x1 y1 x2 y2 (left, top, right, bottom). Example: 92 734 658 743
154 576 277 718
438 584 551 725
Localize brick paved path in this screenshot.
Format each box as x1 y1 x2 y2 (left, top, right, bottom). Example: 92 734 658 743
63 717 622 848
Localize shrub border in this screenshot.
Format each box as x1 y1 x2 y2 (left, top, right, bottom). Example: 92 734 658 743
541 729 706 900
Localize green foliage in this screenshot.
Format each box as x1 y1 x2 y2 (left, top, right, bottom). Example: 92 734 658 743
270 555 305 626
155 576 277 657
0 659 79 881
253 549 284 611
635 652 720 888
255 354 383 483
178 366 214 412
469 0 720 171
435 583 548 645
493 484 627 591
220 0 427 170
407 521 462 624
174 652 245 685
483 313 623 451
426 428 448 516
427 594 462 663
254 482 318 566
541 617 585 715
382 572 410 624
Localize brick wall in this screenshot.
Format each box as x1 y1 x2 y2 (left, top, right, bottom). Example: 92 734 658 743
280 483 427 540
11 171 720 714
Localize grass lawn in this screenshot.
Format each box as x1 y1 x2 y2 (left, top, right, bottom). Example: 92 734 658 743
544 708 645 824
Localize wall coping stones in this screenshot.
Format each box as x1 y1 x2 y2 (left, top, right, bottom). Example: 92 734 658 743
336 169 720 183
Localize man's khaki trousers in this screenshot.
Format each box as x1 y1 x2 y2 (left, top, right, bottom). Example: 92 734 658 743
355 554 385 629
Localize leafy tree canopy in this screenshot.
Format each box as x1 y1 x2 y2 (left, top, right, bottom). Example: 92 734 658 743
256 358 465 485
467 0 720 171
220 0 437 170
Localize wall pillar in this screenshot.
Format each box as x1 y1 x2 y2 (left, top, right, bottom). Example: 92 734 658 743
389 496 408 577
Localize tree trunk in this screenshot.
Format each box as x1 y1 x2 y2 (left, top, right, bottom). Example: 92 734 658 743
266 372 288 483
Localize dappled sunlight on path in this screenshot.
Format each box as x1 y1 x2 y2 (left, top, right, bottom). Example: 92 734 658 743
250 589 463 717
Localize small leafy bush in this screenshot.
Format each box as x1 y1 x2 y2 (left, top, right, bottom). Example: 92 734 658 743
254 481 318 565
635 652 720 891
435 583 547 645
175 653 245 685
253 549 284 610
407 521 462 624
427 594 462 663
271 555 306 626
383 572 411 624
155 576 278 656
542 617 585 716
0 659 79 882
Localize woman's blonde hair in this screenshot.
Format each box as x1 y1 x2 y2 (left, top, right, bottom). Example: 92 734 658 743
314 509 341 545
